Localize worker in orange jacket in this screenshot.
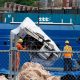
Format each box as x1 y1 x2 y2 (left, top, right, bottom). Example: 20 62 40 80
63 40 73 71
15 39 26 71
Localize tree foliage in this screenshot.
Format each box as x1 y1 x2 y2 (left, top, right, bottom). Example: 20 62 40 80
16 0 38 6
0 0 39 7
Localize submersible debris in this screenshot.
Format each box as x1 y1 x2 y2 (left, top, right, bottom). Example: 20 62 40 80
17 62 61 80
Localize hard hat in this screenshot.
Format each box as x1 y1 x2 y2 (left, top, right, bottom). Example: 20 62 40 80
65 40 69 44
18 39 23 43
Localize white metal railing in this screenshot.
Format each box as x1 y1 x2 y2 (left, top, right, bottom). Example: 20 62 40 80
10 17 73 25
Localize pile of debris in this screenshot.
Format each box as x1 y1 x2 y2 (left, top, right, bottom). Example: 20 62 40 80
17 62 61 80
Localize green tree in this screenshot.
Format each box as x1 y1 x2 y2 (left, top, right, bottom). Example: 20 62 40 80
15 0 39 6
0 0 39 7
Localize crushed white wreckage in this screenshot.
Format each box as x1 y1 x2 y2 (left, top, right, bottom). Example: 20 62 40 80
11 17 60 60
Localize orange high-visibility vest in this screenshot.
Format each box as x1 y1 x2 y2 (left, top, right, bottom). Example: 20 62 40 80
16 43 24 50
64 45 72 58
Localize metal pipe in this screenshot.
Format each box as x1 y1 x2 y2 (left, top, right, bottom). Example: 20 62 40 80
0 50 80 53
12 50 80 53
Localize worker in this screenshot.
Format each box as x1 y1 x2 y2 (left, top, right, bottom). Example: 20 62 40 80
15 38 26 71
16 39 27 50
63 40 73 71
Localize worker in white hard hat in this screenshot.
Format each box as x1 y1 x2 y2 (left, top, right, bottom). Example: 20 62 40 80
13 38 27 71
16 39 26 50
63 40 73 71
